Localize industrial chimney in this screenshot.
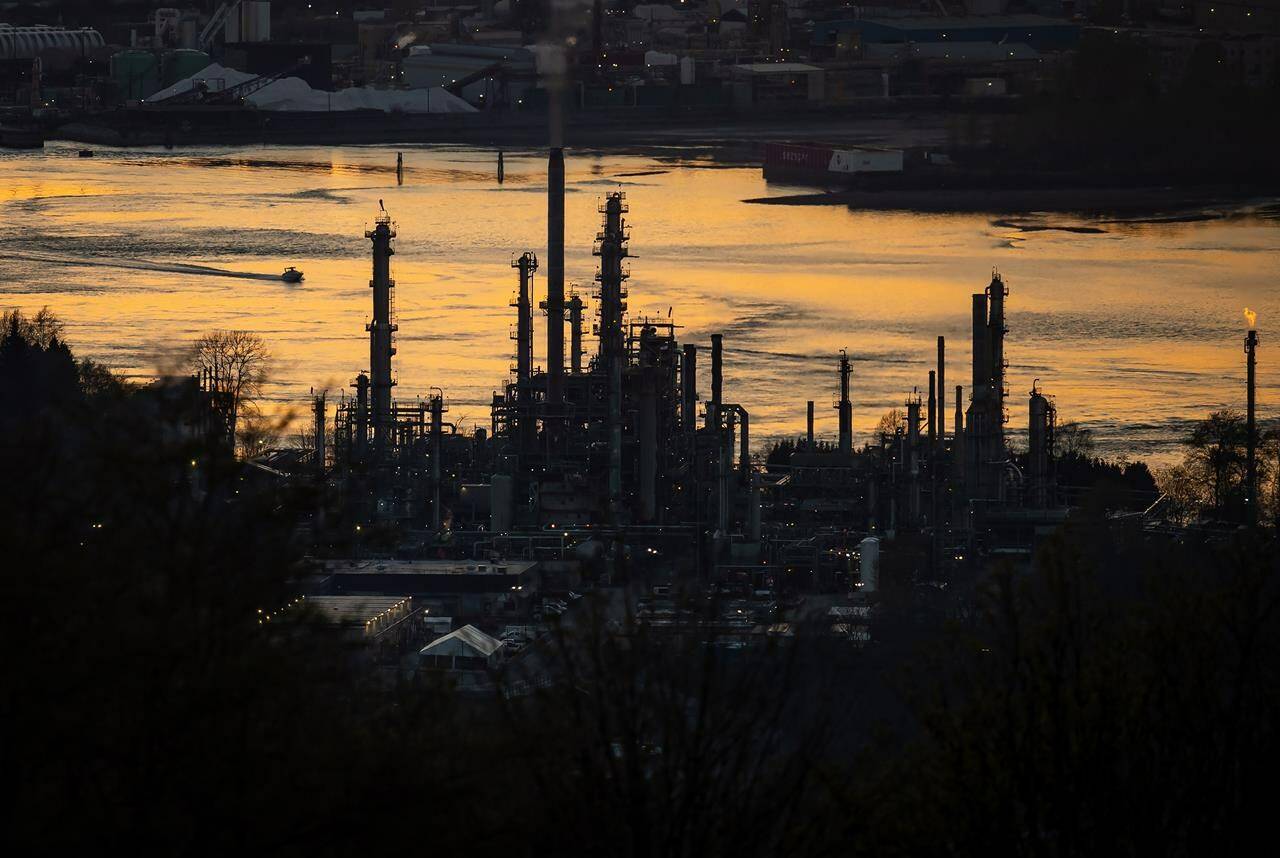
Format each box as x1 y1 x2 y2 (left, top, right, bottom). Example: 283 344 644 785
512 252 537 456
313 391 326 475
682 344 698 434
595 192 629 369
927 370 937 452
568 291 584 374
1028 382 1056 508
937 335 946 450
595 193 629 519
1246 325 1259 524
546 147 565 409
837 350 852 455
513 252 537 386
709 333 723 430
365 211 397 455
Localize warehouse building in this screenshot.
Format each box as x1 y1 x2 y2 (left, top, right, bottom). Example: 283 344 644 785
320 558 539 620
419 624 505 679
812 15 1082 55
730 62 825 109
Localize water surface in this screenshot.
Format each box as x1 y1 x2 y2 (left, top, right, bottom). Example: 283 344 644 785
2 142 1277 463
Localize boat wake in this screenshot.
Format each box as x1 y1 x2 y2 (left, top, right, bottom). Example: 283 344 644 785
0 251 282 281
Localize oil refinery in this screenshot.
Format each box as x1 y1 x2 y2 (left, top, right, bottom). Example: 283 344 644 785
280 145 1091 625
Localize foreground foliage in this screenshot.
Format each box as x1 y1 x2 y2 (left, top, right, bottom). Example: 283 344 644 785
4 311 1278 856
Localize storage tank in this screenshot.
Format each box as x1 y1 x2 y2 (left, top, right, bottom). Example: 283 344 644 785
859 537 880 594
226 1 272 43
111 49 160 101
679 56 695 85
490 474 513 533
0 25 105 58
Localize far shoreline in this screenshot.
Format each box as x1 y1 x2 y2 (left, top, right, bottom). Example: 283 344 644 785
743 184 1280 216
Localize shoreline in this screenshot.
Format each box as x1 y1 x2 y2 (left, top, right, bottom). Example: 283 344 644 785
48 105 958 149
743 184 1280 216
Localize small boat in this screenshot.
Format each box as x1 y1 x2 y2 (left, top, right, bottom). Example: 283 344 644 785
281 267 304 283
78 149 94 158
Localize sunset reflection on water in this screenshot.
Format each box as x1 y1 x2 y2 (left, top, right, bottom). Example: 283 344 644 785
2 143 1277 463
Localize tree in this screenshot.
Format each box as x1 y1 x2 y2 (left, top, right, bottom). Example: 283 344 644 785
1154 409 1266 523
1043 415 1158 513
848 525 1280 857
2 313 488 854
876 408 905 438
1186 409 1250 515
1 308 84 422
765 438 796 471
2 307 122 399
1 306 63 349
189 330 270 455
1056 420 1096 459
1159 460 1212 523
237 404 284 458
496 597 838 857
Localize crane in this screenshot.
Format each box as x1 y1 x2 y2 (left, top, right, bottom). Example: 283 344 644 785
199 1 241 52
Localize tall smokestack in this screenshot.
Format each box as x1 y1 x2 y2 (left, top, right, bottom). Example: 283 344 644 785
968 293 989 496
431 392 443 530
1246 324 1259 524
838 349 852 455
807 400 815 447
596 194 628 520
928 370 937 452
355 372 370 460
907 390 922 525
971 293 988 401
568 291 583 374
547 148 565 409
709 334 723 430
718 410 733 534
513 253 536 385
682 344 698 434
513 252 537 455
937 335 946 445
313 391 326 475
365 211 397 455
988 272 1006 419
1029 382 1054 509
596 193 628 366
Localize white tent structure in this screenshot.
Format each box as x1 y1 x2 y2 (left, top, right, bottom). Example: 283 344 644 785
145 63 476 114
419 624 504 672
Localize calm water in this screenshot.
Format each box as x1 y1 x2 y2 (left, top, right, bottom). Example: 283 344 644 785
2 142 1278 463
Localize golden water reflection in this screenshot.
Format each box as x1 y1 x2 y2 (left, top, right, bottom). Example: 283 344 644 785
2 142 1277 463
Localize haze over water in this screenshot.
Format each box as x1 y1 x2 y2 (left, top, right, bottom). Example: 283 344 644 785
2 142 1277 463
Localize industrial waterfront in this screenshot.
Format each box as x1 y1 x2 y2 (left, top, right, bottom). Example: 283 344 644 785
2 142 1278 463
8 1 1280 852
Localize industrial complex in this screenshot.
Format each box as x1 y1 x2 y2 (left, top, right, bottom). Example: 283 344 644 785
232 140 1150 678
2 2 1276 147
6 5 1279 849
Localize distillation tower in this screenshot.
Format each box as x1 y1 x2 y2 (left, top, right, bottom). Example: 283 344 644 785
965 270 1009 503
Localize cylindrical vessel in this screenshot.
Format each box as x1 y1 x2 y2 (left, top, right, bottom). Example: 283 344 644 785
859 537 880 593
